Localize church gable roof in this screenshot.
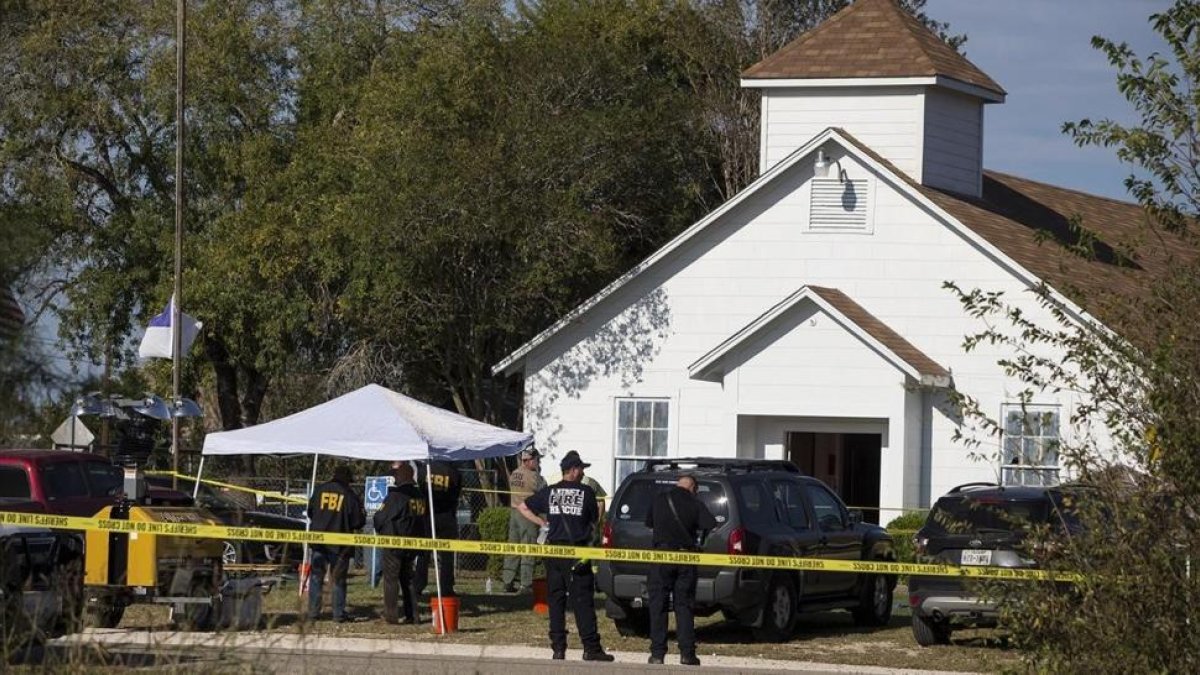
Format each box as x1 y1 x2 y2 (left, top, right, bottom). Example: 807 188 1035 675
688 285 951 387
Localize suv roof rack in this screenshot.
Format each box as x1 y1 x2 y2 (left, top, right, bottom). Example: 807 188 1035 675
640 457 801 475
947 481 1001 494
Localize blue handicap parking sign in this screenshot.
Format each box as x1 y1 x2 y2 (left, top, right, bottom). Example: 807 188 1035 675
365 475 393 513
364 474 394 588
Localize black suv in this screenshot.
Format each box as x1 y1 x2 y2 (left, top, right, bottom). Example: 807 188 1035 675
597 458 896 642
908 482 1083 646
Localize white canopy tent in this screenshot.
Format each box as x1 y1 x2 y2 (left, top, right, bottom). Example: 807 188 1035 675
199 383 532 630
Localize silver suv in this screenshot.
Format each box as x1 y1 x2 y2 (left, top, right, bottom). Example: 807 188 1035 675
908 482 1083 646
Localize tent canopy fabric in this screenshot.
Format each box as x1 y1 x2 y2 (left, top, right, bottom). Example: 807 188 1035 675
201 384 531 462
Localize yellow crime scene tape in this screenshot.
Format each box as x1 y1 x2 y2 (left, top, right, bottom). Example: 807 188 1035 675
0 509 1079 583
146 471 309 505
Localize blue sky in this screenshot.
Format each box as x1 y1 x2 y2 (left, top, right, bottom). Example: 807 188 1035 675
925 0 1171 201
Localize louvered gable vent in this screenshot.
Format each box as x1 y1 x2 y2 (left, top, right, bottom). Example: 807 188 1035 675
810 178 870 231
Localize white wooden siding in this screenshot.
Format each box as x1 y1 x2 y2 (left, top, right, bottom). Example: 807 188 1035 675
922 88 984 197
760 85 986 199
761 87 924 180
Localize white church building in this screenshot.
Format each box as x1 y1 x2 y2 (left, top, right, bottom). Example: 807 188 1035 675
493 0 1153 522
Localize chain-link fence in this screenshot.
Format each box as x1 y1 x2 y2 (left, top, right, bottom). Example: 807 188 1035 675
185 467 517 580
451 469 498 573
211 476 311 519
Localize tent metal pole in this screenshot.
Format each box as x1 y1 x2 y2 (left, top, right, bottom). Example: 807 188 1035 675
192 456 205 500
425 460 445 634
301 453 319 599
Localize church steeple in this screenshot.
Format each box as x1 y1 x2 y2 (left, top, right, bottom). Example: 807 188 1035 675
742 0 1005 197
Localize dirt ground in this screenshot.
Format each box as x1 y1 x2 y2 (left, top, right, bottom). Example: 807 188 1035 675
119 571 1020 673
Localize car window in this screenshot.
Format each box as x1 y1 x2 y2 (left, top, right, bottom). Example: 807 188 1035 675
804 484 846 531
926 496 1052 535
737 481 778 527
695 482 729 525
83 461 123 498
41 462 88 499
198 485 240 510
613 479 729 524
0 466 31 500
772 480 810 529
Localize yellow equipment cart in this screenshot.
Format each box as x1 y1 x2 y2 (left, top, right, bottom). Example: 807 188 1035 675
84 502 225 629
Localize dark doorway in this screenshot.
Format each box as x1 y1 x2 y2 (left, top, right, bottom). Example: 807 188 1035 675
787 432 882 524
840 434 881 524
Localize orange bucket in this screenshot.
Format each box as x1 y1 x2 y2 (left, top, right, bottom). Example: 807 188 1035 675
430 596 460 634
532 578 548 615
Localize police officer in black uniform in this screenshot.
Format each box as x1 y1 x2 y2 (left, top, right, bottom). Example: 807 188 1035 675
416 459 461 596
645 474 717 666
518 451 614 662
307 465 366 622
373 462 428 624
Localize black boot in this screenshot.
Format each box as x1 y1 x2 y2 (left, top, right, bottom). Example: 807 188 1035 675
680 654 701 666
583 648 615 662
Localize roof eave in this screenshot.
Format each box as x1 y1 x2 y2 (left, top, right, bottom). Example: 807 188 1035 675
739 74 1004 102
919 373 953 389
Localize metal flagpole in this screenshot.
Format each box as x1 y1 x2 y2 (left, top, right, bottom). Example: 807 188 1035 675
170 0 187 490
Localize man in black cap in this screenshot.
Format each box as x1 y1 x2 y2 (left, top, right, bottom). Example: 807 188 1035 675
645 475 717 666
518 451 613 662
373 462 428 624
307 465 366 622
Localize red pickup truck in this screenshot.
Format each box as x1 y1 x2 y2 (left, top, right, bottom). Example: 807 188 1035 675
0 449 189 517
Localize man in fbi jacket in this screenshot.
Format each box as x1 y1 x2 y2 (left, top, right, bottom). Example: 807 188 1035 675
373 462 428 624
517 450 614 662
307 465 366 622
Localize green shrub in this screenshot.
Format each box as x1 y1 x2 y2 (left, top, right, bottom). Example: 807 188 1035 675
477 506 510 580
886 510 927 564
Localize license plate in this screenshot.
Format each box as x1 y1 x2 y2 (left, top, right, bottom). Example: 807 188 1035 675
961 549 992 566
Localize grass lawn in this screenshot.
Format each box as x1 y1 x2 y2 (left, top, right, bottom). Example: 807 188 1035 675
120 570 1020 673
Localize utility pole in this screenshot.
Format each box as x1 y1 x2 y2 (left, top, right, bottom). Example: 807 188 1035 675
172 0 186 489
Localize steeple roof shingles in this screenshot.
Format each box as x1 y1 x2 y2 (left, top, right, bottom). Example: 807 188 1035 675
743 0 1004 97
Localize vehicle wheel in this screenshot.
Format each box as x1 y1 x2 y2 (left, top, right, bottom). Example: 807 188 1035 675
911 614 951 646
2 585 35 656
222 542 240 566
84 603 125 629
52 555 85 634
174 580 219 631
851 574 894 626
613 610 650 637
752 574 798 642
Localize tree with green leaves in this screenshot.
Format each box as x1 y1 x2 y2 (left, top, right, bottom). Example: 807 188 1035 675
319 0 725 419
0 1 328 446
945 3 1200 670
